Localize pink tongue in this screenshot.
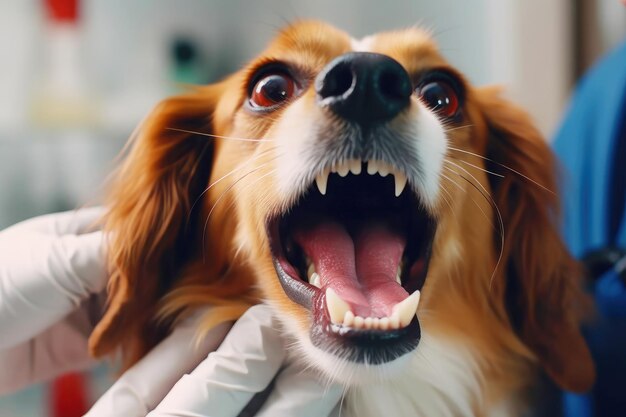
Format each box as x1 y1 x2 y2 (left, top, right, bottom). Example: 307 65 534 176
294 220 408 317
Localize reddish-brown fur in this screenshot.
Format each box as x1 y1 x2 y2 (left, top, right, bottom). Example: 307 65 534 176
89 21 594 410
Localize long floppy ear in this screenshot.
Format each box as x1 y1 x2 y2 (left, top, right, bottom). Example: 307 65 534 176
475 87 595 392
88 86 223 367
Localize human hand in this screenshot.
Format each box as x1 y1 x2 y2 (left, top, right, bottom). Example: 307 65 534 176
85 305 341 417
0 207 106 350
0 210 341 416
148 304 342 417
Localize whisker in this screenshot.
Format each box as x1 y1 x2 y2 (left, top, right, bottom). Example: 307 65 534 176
447 146 554 194
443 165 505 289
444 159 491 197
187 146 279 223
444 123 474 133
339 384 349 417
439 187 454 213
165 127 275 142
447 156 504 178
442 165 498 233
439 170 466 194
201 165 279 262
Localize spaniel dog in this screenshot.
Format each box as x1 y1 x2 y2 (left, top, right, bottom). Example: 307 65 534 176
88 21 594 416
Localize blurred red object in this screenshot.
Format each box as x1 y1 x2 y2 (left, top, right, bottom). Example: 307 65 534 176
44 0 79 22
49 373 90 417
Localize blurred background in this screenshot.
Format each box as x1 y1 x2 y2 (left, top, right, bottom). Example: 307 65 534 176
0 0 624 415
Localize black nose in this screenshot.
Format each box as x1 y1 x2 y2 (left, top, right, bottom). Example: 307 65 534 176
315 52 412 125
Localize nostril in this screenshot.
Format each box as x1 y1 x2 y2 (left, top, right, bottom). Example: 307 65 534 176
317 62 354 99
379 68 411 100
316 52 411 125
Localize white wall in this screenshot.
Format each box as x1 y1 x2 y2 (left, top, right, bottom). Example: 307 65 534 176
0 0 575 228
484 0 573 136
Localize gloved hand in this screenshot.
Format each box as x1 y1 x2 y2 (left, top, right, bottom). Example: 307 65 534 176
0 209 342 416
0 207 107 351
145 304 343 417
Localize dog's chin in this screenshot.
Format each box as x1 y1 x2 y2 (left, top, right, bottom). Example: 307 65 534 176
277 310 419 386
266 161 437 368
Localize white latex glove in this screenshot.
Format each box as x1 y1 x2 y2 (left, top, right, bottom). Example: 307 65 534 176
0 208 106 392
85 310 232 416
147 304 343 417
0 209 342 416
0 207 107 349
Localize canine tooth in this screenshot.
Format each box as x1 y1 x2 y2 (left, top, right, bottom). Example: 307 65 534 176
326 288 351 324
354 316 365 329
350 159 362 175
378 162 390 177
379 317 390 330
310 272 321 288
315 170 329 195
391 290 421 328
367 160 379 175
394 172 408 197
307 261 315 278
389 314 400 329
337 163 350 177
344 310 355 327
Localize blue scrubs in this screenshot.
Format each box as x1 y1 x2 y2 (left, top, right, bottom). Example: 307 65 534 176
553 40 626 417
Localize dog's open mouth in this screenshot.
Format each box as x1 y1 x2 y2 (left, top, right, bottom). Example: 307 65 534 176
268 159 436 363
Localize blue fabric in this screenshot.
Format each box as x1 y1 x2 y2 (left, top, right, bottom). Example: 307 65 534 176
553 40 626 256
553 40 626 417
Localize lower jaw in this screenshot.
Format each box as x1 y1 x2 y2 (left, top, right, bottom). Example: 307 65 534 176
272 257 423 365
293 321 421 386
309 288 422 365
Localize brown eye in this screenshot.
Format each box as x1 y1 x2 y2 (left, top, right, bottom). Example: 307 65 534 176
250 73 295 108
416 81 459 118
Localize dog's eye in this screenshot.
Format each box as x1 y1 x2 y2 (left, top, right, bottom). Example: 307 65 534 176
249 73 295 108
416 81 459 118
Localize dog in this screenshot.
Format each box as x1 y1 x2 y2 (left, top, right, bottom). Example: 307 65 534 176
88 21 595 416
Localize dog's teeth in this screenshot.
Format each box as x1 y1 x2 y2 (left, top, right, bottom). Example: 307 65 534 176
366 160 379 175
337 163 350 177
308 265 316 280
326 288 351 324
379 317 390 330
315 170 329 195
389 314 400 329
394 172 408 197
310 272 321 288
350 159 362 175
344 310 355 327
354 315 365 329
396 265 402 284
391 290 421 328
364 317 373 329
378 162 390 177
